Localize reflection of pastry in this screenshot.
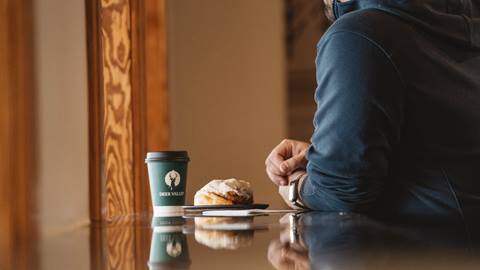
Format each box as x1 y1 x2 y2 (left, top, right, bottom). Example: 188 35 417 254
194 217 254 230
194 217 255 250
195 229 254 250
194 178 253 205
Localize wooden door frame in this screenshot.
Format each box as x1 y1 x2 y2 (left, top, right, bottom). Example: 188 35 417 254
86 0 169 222
0 0 37 269
86 0 169 267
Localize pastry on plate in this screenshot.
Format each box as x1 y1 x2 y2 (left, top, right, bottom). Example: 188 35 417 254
194 178 253 205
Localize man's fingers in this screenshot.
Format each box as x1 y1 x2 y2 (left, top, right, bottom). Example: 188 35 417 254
269 172 287 186
266 159 284 176
265 139 309 186
266 152 285 169
269 140 292 164
266 159 288 185
280 153 307 174
266 162 288 186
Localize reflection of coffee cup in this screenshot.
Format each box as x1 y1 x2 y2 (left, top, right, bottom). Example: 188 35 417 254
149 217 190 270
145 151 189 216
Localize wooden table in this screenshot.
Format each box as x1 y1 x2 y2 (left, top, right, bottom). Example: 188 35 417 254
34 212 480 269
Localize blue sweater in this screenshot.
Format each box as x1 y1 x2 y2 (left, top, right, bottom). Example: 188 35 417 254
301 0 480 226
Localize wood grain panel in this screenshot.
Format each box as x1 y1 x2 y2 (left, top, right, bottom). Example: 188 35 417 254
101 0 135 220
0 0 37 269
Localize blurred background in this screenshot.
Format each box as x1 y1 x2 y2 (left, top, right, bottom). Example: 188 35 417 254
35 0 328 231
1 0 328 268
168 0 327 208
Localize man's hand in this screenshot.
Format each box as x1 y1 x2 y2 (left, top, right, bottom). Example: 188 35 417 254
265 139 309 186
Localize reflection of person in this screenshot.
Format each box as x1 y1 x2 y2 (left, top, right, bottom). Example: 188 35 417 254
266 0 480 223
268 212 473 270
267 234 309 270
267 214 310 270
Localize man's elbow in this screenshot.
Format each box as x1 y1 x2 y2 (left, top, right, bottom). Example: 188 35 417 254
301 176 383 213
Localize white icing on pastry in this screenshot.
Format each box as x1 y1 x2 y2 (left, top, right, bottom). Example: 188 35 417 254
195 178 253 201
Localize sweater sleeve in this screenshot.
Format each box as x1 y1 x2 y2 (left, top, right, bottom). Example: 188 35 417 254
300 31 404 212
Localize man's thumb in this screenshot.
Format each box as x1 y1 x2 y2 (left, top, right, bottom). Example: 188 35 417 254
280 155 305 173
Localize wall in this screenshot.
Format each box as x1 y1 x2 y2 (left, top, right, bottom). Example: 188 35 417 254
35 0 89 268
168 0 287 207
286 0 328 141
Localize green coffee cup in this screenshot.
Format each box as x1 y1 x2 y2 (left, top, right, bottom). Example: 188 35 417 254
145 151 190 216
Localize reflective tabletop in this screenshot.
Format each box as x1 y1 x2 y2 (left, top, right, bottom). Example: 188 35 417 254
42 212 480 270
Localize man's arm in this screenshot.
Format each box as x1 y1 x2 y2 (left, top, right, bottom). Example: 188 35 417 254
300 31 405 212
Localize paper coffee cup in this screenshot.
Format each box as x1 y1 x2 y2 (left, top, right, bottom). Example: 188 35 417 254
145 151 189 216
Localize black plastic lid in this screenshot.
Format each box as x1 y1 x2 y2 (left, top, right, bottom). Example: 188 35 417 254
145 151 190 163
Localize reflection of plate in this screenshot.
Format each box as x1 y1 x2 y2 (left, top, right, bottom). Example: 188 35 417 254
194 216 254 231
182 203 269 210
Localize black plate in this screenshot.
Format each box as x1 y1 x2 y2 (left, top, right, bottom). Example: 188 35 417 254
182 203 269 210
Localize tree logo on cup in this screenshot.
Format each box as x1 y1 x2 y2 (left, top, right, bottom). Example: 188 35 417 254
165 170 181 190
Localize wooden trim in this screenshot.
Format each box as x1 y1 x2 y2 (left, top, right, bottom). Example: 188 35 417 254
0 12 13 265
0 0 37 269
144 0 169 152
130 0 149 218
86 0 104 222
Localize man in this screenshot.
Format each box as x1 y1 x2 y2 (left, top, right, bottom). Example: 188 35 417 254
266 0 480 226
